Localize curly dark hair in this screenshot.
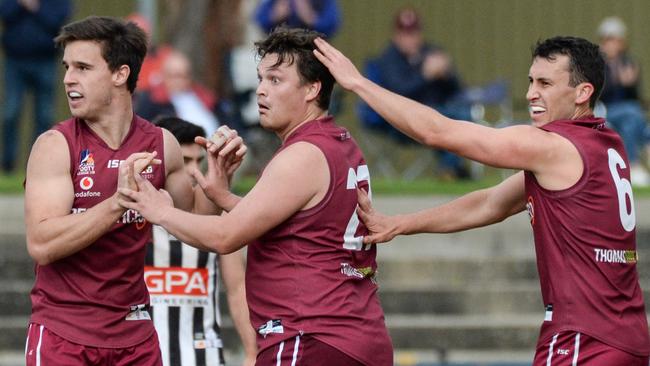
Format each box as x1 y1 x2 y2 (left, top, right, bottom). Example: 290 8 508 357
254 27 335 110
55 16 148 94
532 36 605 108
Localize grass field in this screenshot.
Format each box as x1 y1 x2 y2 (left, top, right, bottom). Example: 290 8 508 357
6 172 650 197
0 172 506 196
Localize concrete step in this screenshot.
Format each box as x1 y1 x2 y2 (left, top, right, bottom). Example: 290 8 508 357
0 313 541 354
386 313 539 350
378 283 541 315
0 280 32 316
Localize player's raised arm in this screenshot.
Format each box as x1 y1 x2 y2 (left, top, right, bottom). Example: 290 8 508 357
313 38 581 180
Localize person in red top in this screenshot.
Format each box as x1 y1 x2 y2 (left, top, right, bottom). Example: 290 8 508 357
119 27 393 365
23 16 245 365
314 36 650 364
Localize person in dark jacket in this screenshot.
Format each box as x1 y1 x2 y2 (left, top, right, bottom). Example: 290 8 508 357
0 0 72 172
374 7 471 179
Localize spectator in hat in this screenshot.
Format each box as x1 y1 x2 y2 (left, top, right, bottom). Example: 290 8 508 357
373 7 472 179
597 16 650 185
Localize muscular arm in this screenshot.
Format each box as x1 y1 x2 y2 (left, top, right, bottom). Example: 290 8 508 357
314 38 580 183
360 172 527 244
24 131 126 265
122 142 329 254
220 250 257 364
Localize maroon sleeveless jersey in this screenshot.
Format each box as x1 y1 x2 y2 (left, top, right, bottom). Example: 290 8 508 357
524 116 650 356
30 115 166 348
246 117 393 365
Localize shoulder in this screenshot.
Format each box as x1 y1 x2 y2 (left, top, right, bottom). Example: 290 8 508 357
27 130 70 177
265 142 328 180
32 129 68 153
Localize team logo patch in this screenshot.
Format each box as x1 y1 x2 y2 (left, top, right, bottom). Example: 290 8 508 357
78 149 95 175
80 176 94 190
258 319 284 338
526 196 535 225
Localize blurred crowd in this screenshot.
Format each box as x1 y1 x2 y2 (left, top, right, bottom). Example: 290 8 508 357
2 0 650 184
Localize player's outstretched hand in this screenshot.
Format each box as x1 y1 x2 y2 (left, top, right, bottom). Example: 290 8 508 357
118 173 173 225
356 187 398 244
313 37 365 91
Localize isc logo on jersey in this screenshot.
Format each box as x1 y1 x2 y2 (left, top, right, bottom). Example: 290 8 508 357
78 149 95 175
145 267 209 306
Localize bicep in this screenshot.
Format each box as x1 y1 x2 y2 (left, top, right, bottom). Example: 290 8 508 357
220 143 327 244
162 129 193 211
442 122 556 171
24 132 74 232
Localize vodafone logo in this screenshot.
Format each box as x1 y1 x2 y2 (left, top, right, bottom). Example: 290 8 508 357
80 176 94 190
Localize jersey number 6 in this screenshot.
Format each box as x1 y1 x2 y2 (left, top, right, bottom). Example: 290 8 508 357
608 148 636 232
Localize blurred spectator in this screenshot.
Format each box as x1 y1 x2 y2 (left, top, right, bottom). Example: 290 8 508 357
126 12 175 92
135 50 223 136
0 0 71 173
372 7 471 179
597 16 650 185
254 0 340 37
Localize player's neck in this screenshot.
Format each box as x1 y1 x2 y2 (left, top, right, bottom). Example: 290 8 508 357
85 97 135 149
278 109 329 142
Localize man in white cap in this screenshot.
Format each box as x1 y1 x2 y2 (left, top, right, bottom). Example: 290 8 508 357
597 16 650 185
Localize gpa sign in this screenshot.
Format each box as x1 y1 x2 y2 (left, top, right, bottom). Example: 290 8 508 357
144 266 209 296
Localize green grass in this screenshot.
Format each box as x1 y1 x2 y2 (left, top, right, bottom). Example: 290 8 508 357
6 172 650 197
0 173 25 194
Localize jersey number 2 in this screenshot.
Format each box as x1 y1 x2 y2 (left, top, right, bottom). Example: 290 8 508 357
608 148 635 232
343 165 371 250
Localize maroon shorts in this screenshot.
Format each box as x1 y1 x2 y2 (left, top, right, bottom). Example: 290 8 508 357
25 323 162 366
533 331 649 365
256 335 364 366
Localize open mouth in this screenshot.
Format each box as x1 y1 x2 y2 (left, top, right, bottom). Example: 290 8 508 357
530 105 546 116
68 91 83 101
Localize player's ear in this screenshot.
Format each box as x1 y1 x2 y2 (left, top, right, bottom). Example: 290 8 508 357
575 82 594 106
113 65 130 88
305 80 322 103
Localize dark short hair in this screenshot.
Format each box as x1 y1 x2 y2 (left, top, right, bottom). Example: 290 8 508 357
532 36 605 109
254 27 335 110
154 116 206 145
55 16 148 94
